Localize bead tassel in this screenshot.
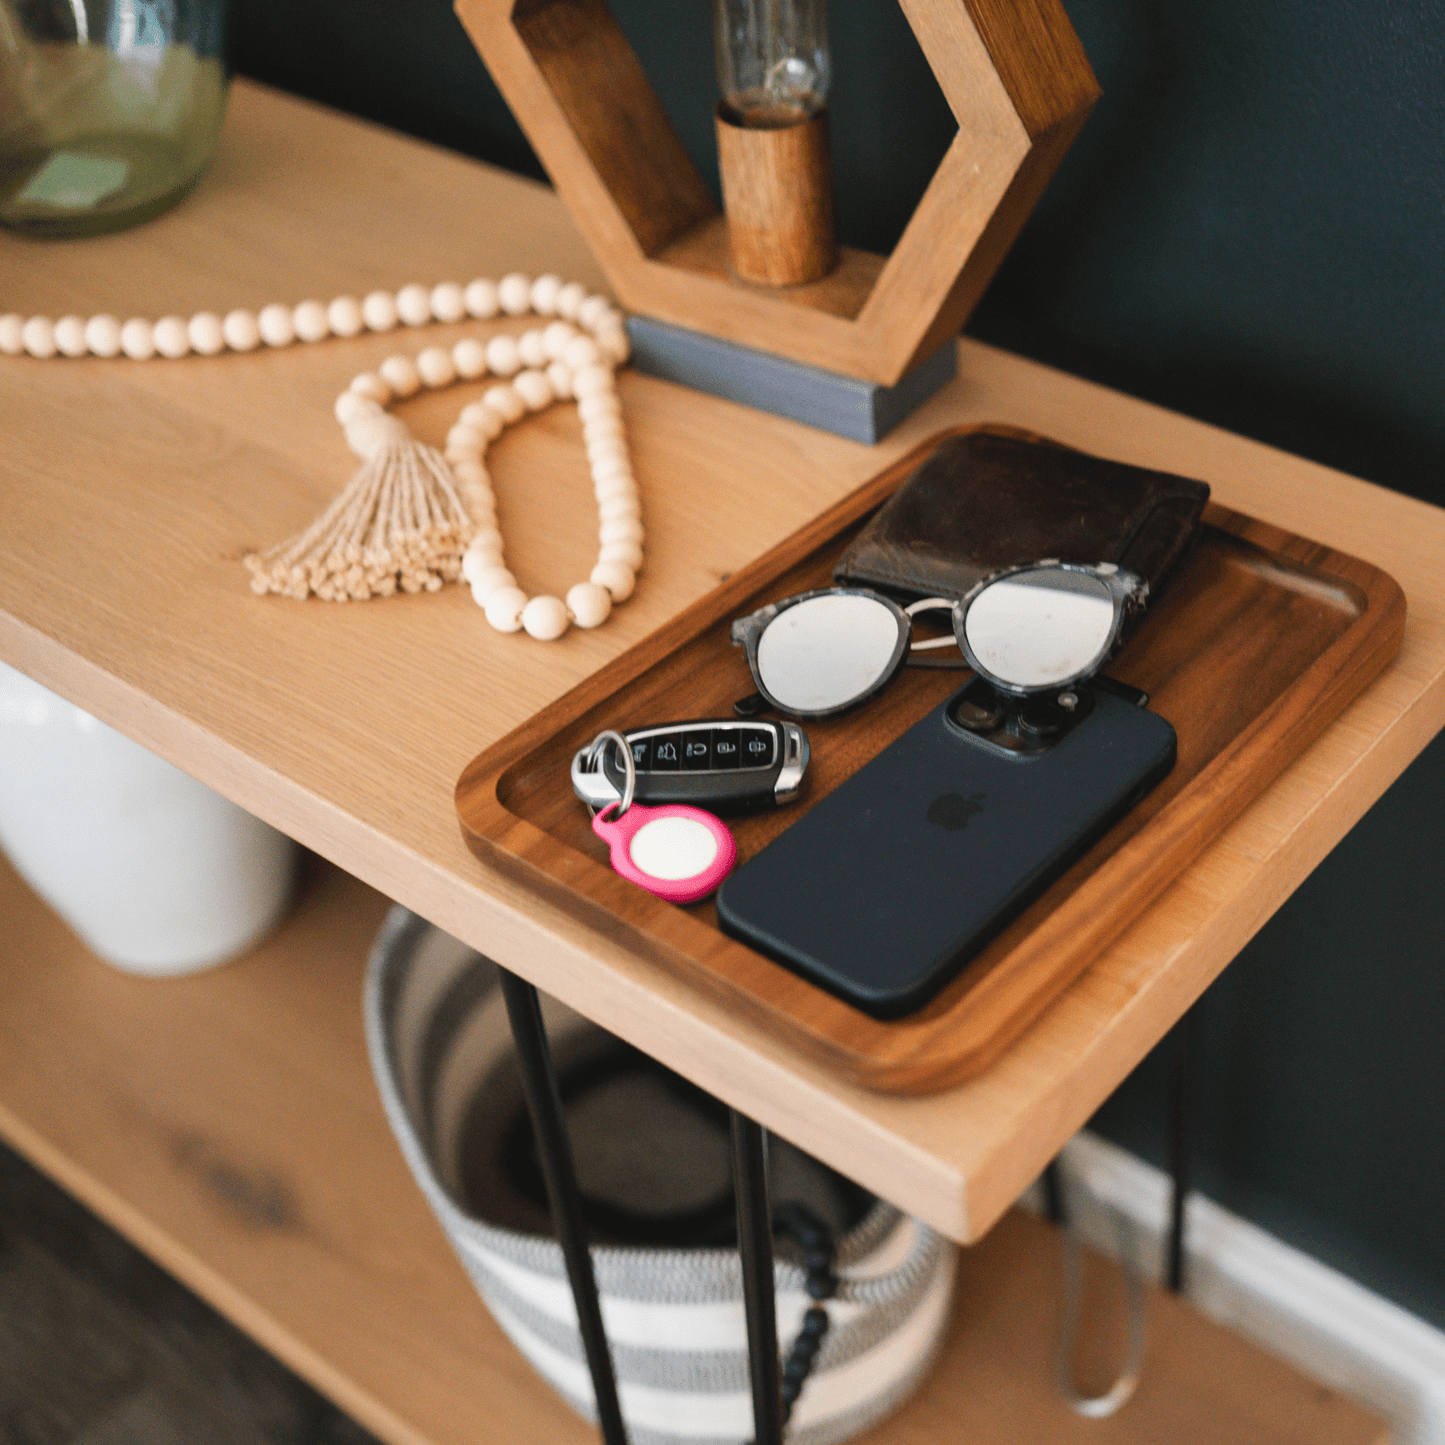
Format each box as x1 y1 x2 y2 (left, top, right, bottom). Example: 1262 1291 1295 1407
4 273 639 639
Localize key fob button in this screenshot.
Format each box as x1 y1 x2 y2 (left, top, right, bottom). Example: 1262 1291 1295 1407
682 730 714 770
712 732 742 769
652 737 682 770
741 729 774 768
629 736 654 771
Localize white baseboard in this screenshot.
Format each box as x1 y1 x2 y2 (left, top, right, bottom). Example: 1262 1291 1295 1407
1031 1132 1445 1445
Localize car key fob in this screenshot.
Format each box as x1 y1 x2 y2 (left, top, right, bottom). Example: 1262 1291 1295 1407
571 720 809 815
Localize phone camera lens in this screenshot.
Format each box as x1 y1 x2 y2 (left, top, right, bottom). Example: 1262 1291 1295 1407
1018 698 1066 737
951 694 1003 732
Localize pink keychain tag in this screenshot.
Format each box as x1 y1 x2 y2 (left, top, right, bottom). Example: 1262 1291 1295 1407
593 801 736 904
581 729 736 904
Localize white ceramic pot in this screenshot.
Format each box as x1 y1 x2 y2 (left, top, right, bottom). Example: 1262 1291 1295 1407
0 661 297 975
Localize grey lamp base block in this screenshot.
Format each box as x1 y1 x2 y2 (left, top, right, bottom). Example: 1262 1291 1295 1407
624 316 957 444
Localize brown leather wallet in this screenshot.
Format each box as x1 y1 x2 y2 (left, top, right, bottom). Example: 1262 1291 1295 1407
833 425 1210 602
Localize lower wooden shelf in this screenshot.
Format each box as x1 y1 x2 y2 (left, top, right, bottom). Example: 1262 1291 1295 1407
0 854 1386 1445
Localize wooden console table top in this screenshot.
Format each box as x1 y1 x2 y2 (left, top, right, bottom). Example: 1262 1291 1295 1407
2 80 1442 1252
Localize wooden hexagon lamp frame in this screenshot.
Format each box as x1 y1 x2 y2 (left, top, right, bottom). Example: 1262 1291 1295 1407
456 0 1098 436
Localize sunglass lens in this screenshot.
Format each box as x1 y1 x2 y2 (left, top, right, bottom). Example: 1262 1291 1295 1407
963 566 1116 690
755 593 904 715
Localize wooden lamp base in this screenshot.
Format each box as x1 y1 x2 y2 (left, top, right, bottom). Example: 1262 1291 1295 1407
715 104 838 287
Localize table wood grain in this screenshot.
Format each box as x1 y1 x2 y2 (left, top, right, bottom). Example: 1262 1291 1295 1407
2 81 1443 1250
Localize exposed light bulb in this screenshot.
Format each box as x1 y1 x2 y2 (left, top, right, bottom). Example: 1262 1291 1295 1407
714 0 831 129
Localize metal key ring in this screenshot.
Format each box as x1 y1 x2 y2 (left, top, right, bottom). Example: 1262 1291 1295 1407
588 729 636 820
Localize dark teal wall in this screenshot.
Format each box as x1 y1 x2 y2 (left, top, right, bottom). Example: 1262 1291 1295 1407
230 0 1445 1323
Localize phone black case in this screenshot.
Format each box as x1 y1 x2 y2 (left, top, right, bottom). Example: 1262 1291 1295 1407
716 685 1177 1019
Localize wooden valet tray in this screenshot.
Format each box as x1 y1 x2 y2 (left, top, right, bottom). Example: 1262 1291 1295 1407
456 427 1406 1094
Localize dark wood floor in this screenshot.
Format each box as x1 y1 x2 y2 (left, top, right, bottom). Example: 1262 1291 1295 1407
0 1141 378 1445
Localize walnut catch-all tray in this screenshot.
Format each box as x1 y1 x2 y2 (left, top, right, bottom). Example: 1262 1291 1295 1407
456 428 1405 1095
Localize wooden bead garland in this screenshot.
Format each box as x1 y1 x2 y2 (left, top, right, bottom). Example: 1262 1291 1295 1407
2 274 639 640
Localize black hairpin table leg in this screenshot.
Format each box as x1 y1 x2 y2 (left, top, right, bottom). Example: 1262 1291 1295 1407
498 967 629 1445
731 1109 784 1445
1167 1003 1197 1294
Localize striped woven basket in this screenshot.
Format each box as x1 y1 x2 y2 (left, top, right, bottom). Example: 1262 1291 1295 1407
364 907 957 1445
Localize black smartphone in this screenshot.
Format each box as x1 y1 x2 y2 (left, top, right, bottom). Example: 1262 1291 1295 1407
716 680 1176 1019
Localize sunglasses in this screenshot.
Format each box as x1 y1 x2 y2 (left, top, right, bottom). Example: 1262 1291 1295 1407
730 561 1147 720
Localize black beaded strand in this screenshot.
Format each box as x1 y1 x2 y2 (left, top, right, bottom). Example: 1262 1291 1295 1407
770 1202 838 1431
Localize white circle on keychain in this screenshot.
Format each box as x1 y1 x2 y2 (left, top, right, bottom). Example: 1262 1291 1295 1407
628 814 720 881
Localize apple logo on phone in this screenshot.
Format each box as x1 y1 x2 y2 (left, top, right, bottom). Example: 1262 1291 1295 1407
927 792 985 831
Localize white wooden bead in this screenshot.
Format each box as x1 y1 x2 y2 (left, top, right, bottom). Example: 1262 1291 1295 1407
349 371 391 403
460 401 506 439
257 303 294 347
430 282 466 322
596 324 630 364
513 368 553 411
120 318 156 359
221 309 261 351
466 541 505 570
567 582 612 628
577 295 611 329
590 561 636 601
334 391 376 426
586 433 627 468
583 413 625 444
592 482 638 517
541 321 576 360
417 346 456 388
517 328 548 368
452 338 486 379
484 586 528 631
396 284 432 326
54 316 89 356
482 383 526 423
586 439 628 472
469 568 516 600
572 364 613 399
362 290 399 331
599 540 644 570
599 495 642 523
152 316 190 357
345 417 394 458
452 460 490 489
447 423 485 456
84 314 122 357
531 274 563 314
484 334 521 377
21 316 56 357
522 595 570 640
379 354 421 397
188 312 225 355
498 272 532 315
463 546 509 586
592 455 635 487
546 361 573 399
464 278 499 318
562 335 601 369
578 392 622 423
327 296 364 337
470 525 504 554
292 299 329 342
0 315 24 354
555 282 586 319
587 438 629 473
600 517 644 546
466 497 498 529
